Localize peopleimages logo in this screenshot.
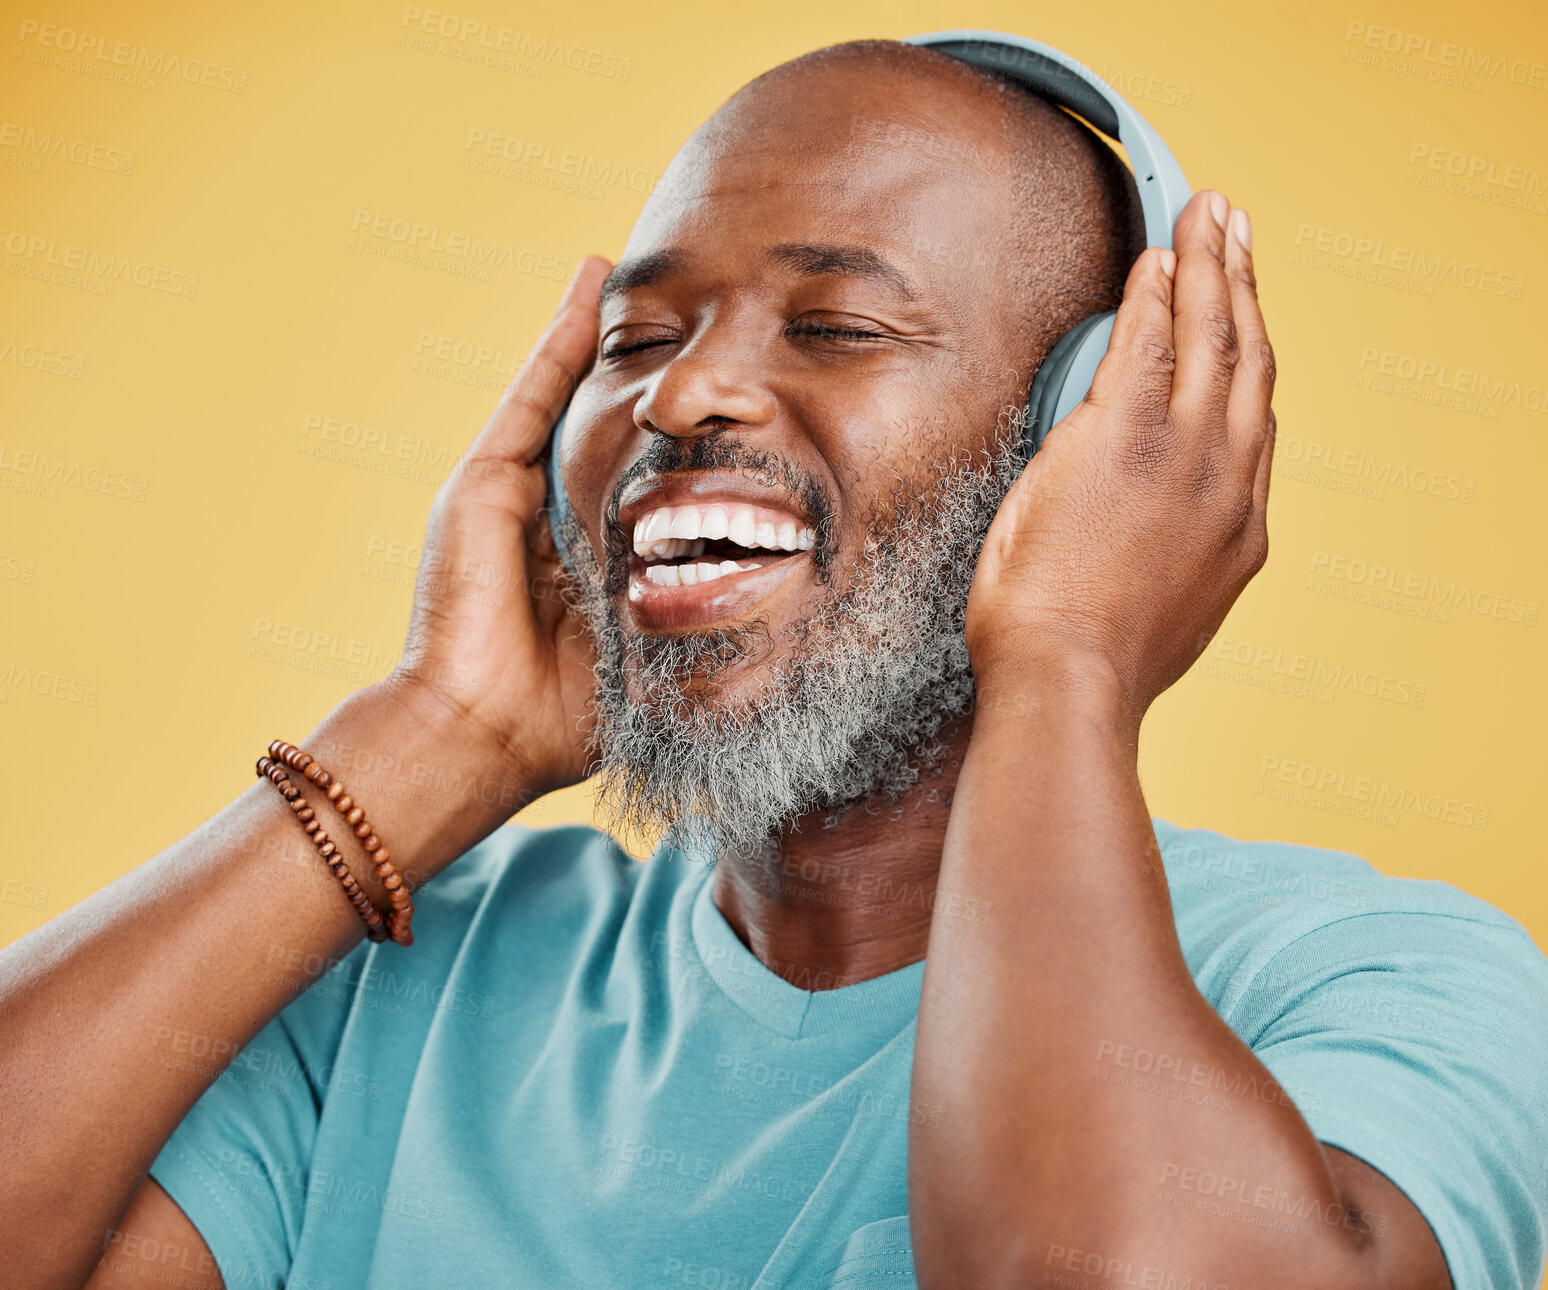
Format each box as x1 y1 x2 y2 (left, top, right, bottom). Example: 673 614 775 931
0 121 135 175
463 129 661 194
398 7 632 79
1203 632 1426 707
1355 347 1547 417
14 19 250 93
1308 550 1539 626
348 209 574 282
1342 21 1548 90
1258 755 1489 831
1292 223 1526 297
1276 437 1474 504
0 227 199 298
1409 144 1547 195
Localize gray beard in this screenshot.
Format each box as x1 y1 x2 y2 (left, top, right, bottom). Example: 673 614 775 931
554 421 1028 864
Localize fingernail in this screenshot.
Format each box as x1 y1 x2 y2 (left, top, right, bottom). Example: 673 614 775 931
1208 191 1229 231
1230 209 1253 252
1159 248 1177 279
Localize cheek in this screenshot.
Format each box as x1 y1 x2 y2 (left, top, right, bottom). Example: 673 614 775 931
557 404 631 548
821 393 967 529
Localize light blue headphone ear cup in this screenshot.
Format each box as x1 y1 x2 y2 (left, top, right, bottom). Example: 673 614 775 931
1026 311 1116 453
544 409 571 564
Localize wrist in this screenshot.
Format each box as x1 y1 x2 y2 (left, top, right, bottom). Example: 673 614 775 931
380 669 548 792
299 679 544 887
969 631 1140 743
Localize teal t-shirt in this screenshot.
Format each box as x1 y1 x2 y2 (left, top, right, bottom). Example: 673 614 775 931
148 820 1548 1290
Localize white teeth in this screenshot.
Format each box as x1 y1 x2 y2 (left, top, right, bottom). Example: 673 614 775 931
667 507 701 540
701 505 729 540
638 559 758 589
635 556 791 590
648 538 703 558
643 535 693 557
630 503 817 557
727 506 757 548
641 510 672 547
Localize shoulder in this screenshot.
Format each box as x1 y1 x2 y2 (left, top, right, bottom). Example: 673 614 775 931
1151 822 1548 1288
1151 818 1548 1010
409 822 646 945
424 821 638 906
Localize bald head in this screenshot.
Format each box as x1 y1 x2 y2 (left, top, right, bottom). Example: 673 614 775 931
719 38 1147 376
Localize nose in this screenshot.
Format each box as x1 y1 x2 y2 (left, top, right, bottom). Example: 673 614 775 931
632 329 777 441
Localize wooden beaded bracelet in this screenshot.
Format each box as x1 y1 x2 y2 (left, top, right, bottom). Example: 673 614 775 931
256 741 415 946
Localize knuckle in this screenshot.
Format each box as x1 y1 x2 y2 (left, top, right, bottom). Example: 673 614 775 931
1228 260 1258 294
1244 526 1270 575
1197 309 1240 366
1220 487 1256 540
460 453 521 487
1245 339 1278 389
529 353 577 403
1139 336 1177 370
502 386 555 424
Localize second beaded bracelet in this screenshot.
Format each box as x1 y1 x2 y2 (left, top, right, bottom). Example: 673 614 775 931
257 741 415 946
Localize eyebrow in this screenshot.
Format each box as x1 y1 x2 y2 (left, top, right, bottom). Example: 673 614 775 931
765 242 917 300
599 250 679 306
598 242 918 306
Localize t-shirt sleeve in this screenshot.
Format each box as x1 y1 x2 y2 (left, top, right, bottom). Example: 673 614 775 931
1236 910 1548 1290
147 958 359 1288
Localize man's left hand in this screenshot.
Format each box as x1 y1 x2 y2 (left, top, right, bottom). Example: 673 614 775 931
965 188 1275 727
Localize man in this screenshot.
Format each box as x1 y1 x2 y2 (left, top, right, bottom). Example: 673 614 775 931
3 37 1546 1290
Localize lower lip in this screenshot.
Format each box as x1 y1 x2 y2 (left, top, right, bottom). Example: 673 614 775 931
626 552 809 630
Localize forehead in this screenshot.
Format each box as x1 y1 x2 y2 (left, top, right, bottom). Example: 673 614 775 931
614 68 1017 301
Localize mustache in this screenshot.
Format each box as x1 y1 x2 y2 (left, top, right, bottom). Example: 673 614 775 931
600 433 838 596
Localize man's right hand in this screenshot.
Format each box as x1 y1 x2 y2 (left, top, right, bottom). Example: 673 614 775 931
394 255 613 798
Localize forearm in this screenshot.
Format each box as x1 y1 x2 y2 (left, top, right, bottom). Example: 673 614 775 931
0 678 538 1287
909 659 1367 1289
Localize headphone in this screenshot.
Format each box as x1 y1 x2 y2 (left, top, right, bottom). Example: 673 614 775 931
544 29 1191 554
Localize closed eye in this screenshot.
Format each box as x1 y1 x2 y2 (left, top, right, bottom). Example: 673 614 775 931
785 321 887 344
600 319 891 363
600 335 676 361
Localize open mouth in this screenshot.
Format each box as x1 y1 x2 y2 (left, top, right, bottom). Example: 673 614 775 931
630 502 815 587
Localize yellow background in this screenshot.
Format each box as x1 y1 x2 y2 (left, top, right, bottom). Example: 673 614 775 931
3 0 1544 982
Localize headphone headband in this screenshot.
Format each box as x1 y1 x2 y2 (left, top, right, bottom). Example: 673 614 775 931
902 30 1190 250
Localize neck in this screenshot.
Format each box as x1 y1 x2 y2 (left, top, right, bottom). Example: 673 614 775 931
709 714 973 989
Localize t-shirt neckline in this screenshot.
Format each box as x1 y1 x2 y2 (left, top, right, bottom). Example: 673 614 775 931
687 861 925 1041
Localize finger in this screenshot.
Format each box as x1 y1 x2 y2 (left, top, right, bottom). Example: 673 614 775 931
1252 408 1276 514
1222 210 1276 460
467 254 612 470
1083 246 1177 434
1168 190 1237 440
